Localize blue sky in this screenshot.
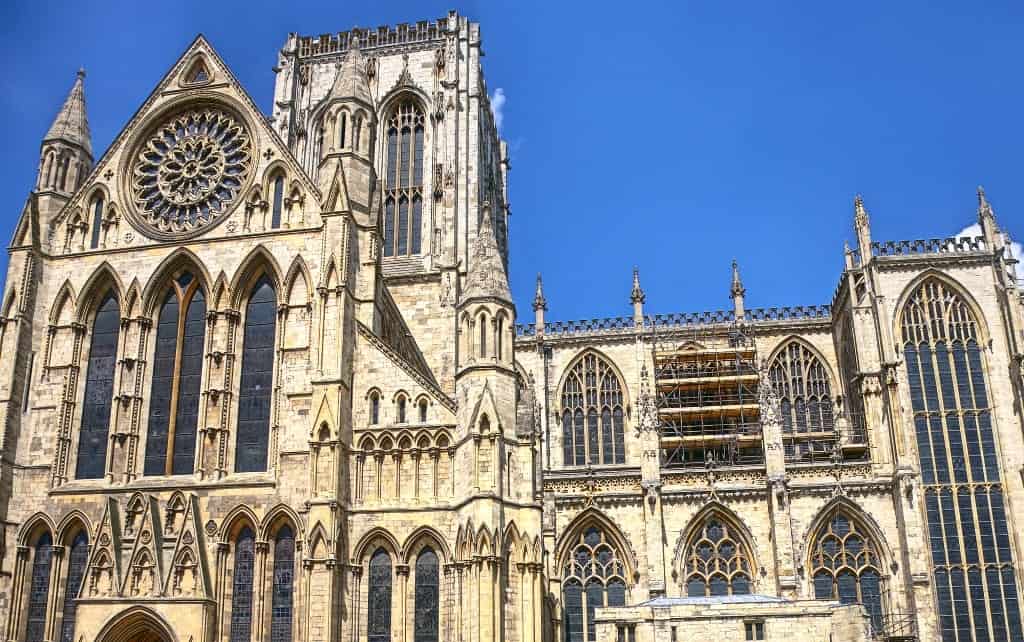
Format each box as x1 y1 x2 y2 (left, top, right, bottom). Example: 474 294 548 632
1 1 1022 322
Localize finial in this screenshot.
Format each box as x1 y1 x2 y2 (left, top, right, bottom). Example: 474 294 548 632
77 67 86 79
630 266 646 305
977 185 995 220
532 273 548 312
730 259 745 299
854 194 869 226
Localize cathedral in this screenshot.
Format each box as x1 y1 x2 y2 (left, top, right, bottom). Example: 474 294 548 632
0 10 1022 642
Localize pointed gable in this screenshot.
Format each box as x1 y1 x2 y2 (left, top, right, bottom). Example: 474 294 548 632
329 39 373 107
120 495 165 597
81 498 123 598
164 495 211 598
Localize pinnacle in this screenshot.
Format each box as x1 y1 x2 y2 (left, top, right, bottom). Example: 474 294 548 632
461 203 511 303
331 34 373 106
44 69 92 156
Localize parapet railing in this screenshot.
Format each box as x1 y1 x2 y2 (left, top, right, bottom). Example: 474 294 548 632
297 20 446 57
514 305 832 338
870 235 986 258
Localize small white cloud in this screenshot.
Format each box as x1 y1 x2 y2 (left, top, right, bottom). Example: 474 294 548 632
490 88 506 132
956 222 1024 268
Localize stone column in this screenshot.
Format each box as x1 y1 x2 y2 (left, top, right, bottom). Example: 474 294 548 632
253 540 270 641
532 563 543 642
4 546 30 642
397 563 409 642
44 545 65 642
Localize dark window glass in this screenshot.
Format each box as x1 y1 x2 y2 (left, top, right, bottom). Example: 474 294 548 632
418 400 427 424
384 199 395 257
397 197 408 255
563 526 628 642
271 526 295 642
236 277 276 472
560 354 626 466
398 397 406 424
414 548 439 642
386 129 397 189
413 126 424 185
564 580 584 642
89 196 103 249
411 195 422 255
271 175 284 229
144 275 205 476
368 549 392 642
384 101 425 256
229 527 255 642
76 291 120 479
683 518 752 597
25 532 53 642
400 128 411 189
900 279 1022 642
59 531 89 642
339 113 347 150
562 411 573 466
371 394 380 425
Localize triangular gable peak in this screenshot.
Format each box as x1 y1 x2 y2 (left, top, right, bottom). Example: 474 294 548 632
467 381 501 434
81 497 123 598
51 35 321 244
119 495 165 597
163 494 212 598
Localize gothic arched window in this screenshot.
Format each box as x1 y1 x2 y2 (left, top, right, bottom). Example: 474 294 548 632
414 548 439 642
76 290 120 479
144 272 206 476
809 511 883 632
235 276 276 472
229 527 255 642
561 354 626 466
683 516 753 597
562 526 628 642
270 525 295 642
383 100 424 257
271 175 285 229
339 113 347 150
368 548 393 642
370 391 380 425
768 341 836 463
397 395 407 424
418 399 428 423
901 278 1023 641
59 530 89 642
89 194 104 249
25 531 53 642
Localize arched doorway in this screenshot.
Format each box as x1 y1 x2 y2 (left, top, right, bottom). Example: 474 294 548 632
96 607 175 642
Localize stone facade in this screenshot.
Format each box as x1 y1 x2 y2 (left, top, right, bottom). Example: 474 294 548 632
0 10 1022 642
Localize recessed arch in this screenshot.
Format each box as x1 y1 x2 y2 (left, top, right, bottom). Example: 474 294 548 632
140 248 213 317
353 527 401 564
673 502 760 593
17 512 55 546
218 505 261 542
893 269 992 348
75 262 124 323
261 503 303 541
94 605 177 642
48 280 78 326
401 526 451 565
229 244 284 310
283 255 313 307
55 509 93 547
555 507 637 581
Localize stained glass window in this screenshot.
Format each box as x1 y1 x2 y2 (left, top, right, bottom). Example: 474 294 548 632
59 531 88 642
683 517 752 597
562 526 628 642
561 354 626 466
271 526 295 642
383 100 425 257
25 532 53 642
229 527 255 642
144 272 206 476
768 342 836 463
368 548 392 642
901 279 1023 641
236 276 276 472
89 195 103 249
271 175 284 229
414 548 439 642
809 511 883 631
76 291 120 479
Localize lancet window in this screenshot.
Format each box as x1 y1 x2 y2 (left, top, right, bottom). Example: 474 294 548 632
25 531 53 642
144 271 206 476
368 548 393 642
768 341 836 463
561 353 626 466
562 526 628 642
76 290 120 479
683 517 753 597
383 100 424 257
270 525 295 642
229 527 256 642
901 278 1022 641
414 548 439 642
235 276 276 472
809 511 883 632
59 531 89 642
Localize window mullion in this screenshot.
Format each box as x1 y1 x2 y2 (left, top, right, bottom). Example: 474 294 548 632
163 287 188 476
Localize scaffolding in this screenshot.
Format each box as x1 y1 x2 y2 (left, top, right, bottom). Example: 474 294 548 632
653 322 764 468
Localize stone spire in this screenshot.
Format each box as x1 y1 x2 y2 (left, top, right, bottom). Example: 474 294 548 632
330 34 372 106
532 273 547 312
44 68 92 156
631 267 645 326
730 260 746 319
853 194 872 255
461 203 512 302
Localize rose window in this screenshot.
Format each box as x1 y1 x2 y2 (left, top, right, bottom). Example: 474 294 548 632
129 106 252 238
